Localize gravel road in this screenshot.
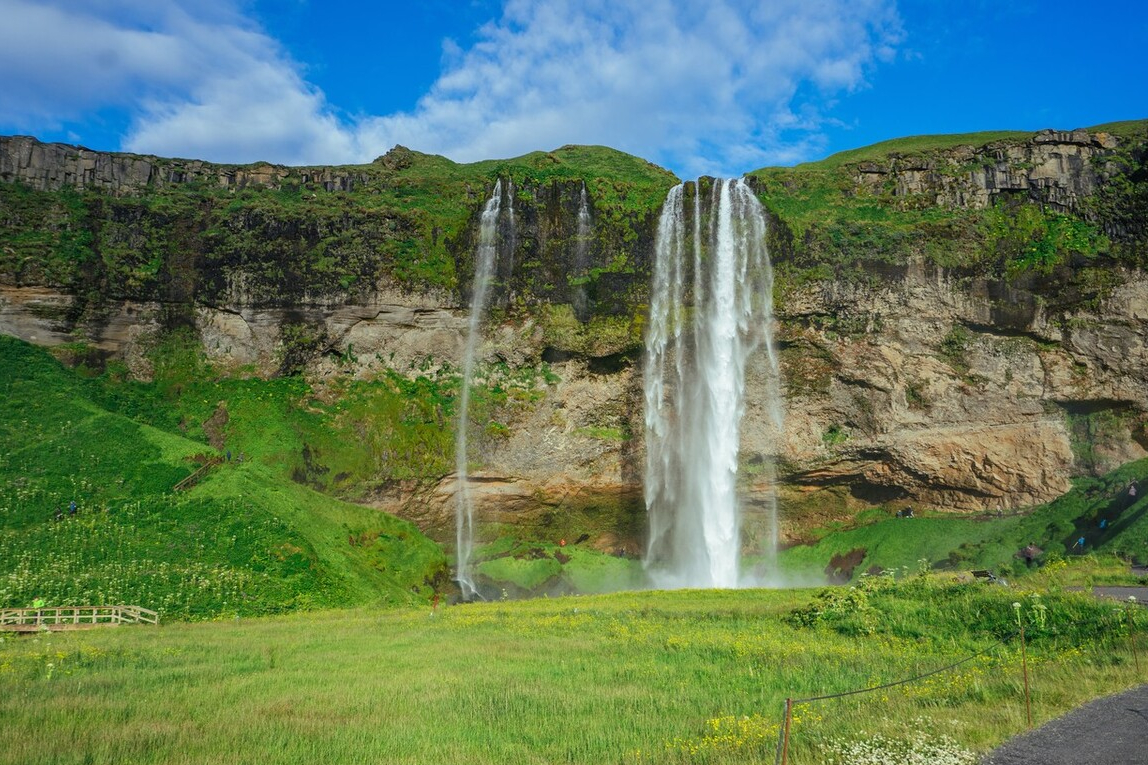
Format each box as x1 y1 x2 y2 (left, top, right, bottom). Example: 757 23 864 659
981 684 1148 765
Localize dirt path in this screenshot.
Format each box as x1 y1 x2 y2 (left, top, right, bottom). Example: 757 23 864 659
981 684 1148 764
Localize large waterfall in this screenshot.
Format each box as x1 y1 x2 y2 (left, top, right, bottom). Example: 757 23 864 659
643 179 783 589
455 180 508 598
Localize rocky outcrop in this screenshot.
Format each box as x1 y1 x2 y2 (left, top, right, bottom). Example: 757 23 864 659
0 135 367 194
773 263 1148 519
853 129 1123 214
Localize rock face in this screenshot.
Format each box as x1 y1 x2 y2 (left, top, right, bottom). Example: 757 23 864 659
2 130 1147 548
774 264 1148 520
0 135 367 194
853 129 1122 214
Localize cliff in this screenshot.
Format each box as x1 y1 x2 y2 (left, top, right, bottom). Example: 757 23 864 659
1 124 1146 549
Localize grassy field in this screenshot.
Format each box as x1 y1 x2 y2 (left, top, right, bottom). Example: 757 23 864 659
1 575 1144 765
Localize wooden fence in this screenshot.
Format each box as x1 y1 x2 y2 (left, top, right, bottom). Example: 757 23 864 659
173 456 222 491
0 605 159 632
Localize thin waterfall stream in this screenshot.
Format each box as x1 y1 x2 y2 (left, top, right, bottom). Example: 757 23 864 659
454 180 508 598
572 181 592 319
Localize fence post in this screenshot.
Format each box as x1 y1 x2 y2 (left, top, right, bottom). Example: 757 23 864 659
1020 623 1032 728
1128 604 1141 674
781 697 793 765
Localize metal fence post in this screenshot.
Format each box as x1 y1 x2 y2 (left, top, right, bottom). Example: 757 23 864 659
1020 623 1032 728
1128 604 1141 674
781 697 793 765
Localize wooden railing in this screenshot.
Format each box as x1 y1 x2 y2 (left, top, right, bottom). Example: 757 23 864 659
173 456 222 492
0 605 159 632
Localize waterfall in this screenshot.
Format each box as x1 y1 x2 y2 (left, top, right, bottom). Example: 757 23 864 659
455 180 506 599
572 182 593 319
643 178 783 589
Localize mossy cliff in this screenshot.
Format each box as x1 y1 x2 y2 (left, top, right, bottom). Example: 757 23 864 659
2 122 1147 553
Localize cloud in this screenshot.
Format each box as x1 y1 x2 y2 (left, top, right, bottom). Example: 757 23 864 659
0 0 351 163
0 0 902 175
358 0 903 176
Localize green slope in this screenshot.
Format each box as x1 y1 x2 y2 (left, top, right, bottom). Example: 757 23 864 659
749 119 1147 282
778 458 1148 581
0 336 447 619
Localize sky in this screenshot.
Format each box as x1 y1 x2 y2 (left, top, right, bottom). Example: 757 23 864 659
0 0 1145 179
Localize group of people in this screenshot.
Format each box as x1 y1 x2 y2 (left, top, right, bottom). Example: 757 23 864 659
52 500 78 521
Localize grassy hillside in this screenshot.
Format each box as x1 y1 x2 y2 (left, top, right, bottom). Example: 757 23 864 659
1 582 1143 764
810 130 1035 170
778 458 1148 582
750 120 1148 288
0 142 677 303
0 336 447 619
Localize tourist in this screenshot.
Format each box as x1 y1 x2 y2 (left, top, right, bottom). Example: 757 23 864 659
1018 543 1042 567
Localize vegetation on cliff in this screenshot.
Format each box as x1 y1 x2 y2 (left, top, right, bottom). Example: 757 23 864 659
751 121 1148 300
0 142 676 312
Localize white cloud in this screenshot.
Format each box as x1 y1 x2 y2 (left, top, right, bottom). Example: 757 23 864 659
0 0 351 163
0 0 902 175
355 0 902 176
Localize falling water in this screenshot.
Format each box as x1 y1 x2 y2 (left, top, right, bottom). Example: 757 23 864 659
572 182 593 319
455 180 505 598
643 179 783 589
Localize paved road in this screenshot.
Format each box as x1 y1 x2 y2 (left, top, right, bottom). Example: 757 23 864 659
982 684 1148 765
1090 586 1148 604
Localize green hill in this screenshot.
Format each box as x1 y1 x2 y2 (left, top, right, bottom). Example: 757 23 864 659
0 335 447 619
778 457 1148 582
750 119 1148 284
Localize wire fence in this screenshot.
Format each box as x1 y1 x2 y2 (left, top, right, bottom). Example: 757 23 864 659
771 610 1143 765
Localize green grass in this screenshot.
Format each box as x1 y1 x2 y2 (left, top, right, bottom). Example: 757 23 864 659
808 130 1036 170
0 582 1143 765
778 457 1148 582
0 336 447 619
752 119 1147 283
472 539 644 596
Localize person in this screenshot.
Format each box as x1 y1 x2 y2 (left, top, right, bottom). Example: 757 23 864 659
1018 543 1042 567
31 597 46 609
1073 536 1086 550
68 500 77 515
1100 518 1108 530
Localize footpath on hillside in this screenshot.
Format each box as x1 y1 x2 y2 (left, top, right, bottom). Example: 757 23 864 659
982 684 1148 764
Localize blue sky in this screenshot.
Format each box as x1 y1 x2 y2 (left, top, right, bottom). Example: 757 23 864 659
1 0 1144 179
